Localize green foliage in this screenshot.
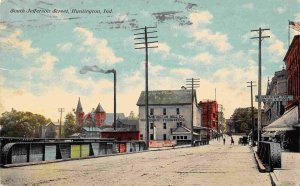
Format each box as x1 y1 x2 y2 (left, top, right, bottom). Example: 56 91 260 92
64 112 82 137
231 107 258 133
0 109 50 137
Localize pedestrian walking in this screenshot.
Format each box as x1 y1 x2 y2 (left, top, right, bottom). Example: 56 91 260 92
223 138 225 145
231 136 234 145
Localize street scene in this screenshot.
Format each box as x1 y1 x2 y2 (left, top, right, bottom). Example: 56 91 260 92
1 136 272 186
0 0 300 185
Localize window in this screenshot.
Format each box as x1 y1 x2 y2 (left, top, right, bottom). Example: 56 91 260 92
140 134 143 140
173 136 176 140
176 108 180 115
150 134 154 140
180 136 184 139
163 108 166 115
150 108 154 115
163 123 167 129
177 122 182 127
184 136 187 139
176 136 180 139
150 123 154 129
163 134 167 140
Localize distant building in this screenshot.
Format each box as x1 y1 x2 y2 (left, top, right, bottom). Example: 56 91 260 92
136 89 201 143
82 127 101 138
199 100 218 131
105 113 126 125
263 69 288 126
101 119 140 141
75 97 106 127
40 122 60 138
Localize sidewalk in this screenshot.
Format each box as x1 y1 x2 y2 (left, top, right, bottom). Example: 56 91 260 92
270 152 300 185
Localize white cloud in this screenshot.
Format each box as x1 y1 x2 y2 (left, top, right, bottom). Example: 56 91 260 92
154 42 170 54
189 11 213 26
242 3 254 9
0 29 40 57
36 52 58 71
276 7 286 14
192 29 232 52
74 27 123 65
57 42 73 52
295 13 300 21
266 32 286 62
170 68 195 77
192 52 213 64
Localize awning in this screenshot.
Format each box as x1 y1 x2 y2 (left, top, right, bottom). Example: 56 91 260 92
264 106 298 132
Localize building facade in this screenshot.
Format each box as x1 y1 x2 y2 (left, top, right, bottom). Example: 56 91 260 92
75 97 106 127
137 89 201 142
284 35 300 107
263 69 288 126
199 100 218 131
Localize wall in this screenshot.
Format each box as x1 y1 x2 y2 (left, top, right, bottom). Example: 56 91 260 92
101 131 140 141
139 104 200 141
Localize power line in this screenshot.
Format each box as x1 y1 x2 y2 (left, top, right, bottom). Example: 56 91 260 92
134 26 158 150
186 78 200 146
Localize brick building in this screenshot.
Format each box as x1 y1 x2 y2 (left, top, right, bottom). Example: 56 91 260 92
199 100 218 131
75 97 106 127
284 35 300 107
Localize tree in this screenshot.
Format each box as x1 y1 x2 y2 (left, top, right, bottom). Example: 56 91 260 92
64 112 82 137
231 107 258 134
0 109 50 137
128 111 138 120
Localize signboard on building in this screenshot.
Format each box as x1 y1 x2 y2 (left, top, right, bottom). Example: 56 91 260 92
140 115 185 122
255 95 293 102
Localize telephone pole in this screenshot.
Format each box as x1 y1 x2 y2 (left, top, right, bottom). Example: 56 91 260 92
250 28 270 148
247 81 256 146
134 26 158 150
58 108 65 138
186 78 200 146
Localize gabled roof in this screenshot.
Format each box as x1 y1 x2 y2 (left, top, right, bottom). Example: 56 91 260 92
76 97 83 113
105 113 126 125
82 127 101 132
95 103 105 113
137 89 197 106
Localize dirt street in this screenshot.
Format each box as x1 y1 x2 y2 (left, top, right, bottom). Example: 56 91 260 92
0 136 271 186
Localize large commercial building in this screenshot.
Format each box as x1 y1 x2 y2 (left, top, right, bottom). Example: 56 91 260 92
137 89 201 143
199 100 218 131
263 69 288 126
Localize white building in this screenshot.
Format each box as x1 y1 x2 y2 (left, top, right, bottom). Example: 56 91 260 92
137 89 201 143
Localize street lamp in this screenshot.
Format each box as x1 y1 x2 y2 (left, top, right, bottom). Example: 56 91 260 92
80 65 117 130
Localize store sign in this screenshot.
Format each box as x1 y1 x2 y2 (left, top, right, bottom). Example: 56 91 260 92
140 115 185 122
255 95 293 102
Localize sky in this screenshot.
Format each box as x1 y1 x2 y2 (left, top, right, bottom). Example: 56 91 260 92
0 0 299 122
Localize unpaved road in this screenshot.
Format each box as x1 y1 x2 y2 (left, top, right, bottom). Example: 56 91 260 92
0 136 270 186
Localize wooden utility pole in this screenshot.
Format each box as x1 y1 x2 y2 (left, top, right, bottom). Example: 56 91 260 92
186 78 200 146
134 26 158 150
251 28 270 148
247 81 256 146
58 108 65 138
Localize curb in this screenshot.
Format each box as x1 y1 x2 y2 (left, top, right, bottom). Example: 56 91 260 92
269 172 280 186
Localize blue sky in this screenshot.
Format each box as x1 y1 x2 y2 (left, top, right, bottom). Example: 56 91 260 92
0 0 299 121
